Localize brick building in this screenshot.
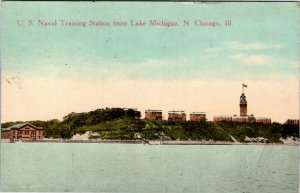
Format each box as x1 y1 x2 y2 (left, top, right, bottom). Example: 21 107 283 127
168 111 186 122
213 115 232 122
213 86 271 124
190 112 206 122
255 117 272 124
232 115 256 123
145 110 162 121
1 123 43 141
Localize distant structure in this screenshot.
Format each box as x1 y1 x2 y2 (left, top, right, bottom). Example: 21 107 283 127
240 97 247 116
213 84 271 124
285 119 299 125
1 123 43 141
190 112 206 122
213 115 232 122
168 111 186 122
145 110 162 121
240 83 248 117
232 114 256 123
255 117 272 124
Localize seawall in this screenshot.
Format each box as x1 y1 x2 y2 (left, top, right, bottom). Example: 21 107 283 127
2 139 298 145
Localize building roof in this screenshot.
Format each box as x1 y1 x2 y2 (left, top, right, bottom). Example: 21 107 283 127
168 111 186 114
255 117 271 120
2 123 43 131
190 112 205 115
145 110 162 112
232 116 249 119
213 115 232 118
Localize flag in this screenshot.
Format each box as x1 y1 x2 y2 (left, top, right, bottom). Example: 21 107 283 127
242 83 247 88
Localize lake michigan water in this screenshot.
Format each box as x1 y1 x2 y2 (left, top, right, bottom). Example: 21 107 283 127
0 144 298 193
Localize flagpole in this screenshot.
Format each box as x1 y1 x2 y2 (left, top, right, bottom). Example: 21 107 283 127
242 84 244 94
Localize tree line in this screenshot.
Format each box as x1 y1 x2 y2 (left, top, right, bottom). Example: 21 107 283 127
1 108 298 142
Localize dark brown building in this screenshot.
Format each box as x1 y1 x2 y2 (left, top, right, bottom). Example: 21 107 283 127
190 112 206 122
1 123 43 141
145 110 162 121
168 111 186 122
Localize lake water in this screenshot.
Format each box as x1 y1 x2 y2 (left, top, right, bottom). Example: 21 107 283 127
0 144 299 193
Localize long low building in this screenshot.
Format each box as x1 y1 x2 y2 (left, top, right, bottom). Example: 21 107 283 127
255 117 272 124
232 115 256 123
213 115 232 122
213 115 271 124
1 123 43 141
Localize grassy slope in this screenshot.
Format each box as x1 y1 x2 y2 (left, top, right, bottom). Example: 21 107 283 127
73 119 298 143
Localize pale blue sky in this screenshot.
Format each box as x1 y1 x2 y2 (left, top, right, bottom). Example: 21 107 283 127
1 2 299 122
2 2 299 81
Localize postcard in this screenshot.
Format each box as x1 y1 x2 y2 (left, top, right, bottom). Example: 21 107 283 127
1 1 299 193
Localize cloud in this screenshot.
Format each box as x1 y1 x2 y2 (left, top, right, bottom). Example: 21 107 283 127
230 54 298 68
230 54 273 65
3 49 296 84
227 41 283 50
204 41 283 53
279 59 299 68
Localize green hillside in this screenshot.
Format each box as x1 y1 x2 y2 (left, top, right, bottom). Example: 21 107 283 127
1 108 298 143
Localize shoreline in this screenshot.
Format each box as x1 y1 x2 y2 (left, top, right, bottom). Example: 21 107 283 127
2 139 299 145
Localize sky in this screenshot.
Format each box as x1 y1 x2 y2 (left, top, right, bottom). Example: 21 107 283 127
1 2 299 123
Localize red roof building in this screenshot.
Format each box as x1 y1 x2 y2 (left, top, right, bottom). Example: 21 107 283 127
1 123 43 141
